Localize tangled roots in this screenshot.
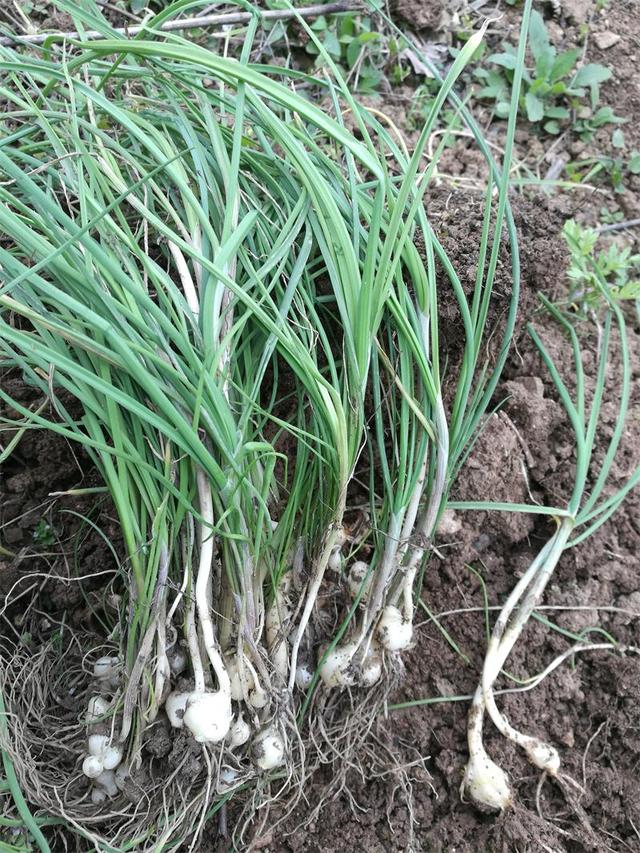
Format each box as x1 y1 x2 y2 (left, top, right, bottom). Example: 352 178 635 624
1 622 428 851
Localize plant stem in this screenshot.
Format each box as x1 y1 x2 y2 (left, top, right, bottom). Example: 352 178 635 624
0 2 356 47
196 469 230 696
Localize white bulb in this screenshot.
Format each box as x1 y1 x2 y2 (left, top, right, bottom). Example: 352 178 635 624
88 734 109 757
93 656 119 680
95 769 118 798
165 691 190 729
87 695 109 723
524 739 560 775
91 787 106 805
102 745 123 771
319 642 358 688
328 548 342 572
295 665 313 690
229 715 250 747
82 755 104 779
462 748 511 811
347 561 370 600
377 606 413 651
252 727 285 771
248 687 268 709
183 691 232 744
361 648 382 686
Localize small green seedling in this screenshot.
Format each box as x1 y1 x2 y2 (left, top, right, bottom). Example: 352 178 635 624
563 219 640 310
599 206 625 225
406 79 462 135
475 9 620 137
566 148 640 193
32 518 55 547
306 12 385 92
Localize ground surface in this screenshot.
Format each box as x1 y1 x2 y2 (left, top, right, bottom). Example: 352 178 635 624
1 1 640 851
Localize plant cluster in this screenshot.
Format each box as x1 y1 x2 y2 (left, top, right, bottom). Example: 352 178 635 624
0 0 527 847
475 10 621 138
566 146 640 193
563 220 640 309
0 0 639 849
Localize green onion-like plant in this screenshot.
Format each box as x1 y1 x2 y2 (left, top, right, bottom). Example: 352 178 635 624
462 287 640 812
0 0 530 847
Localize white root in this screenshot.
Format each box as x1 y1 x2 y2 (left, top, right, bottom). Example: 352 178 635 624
93 655 120 684
184 469 232 743
361 645 383 686
165 691 189 729
462 744 512 811
82 755 104 779
328 548 342 573
88 734 109 756
463 687 512 811
483 687 560 775
295 664 313 691
87 734 123 771
377 605 413 652
95 769 119 798
470 519 574 786
183 690 233 744
229 713 251 747
86 695 109 723
227 654 255 702
319 642 358 688
347 560 370 601
244 656 268 710
288 519 347 693
102 745 123 771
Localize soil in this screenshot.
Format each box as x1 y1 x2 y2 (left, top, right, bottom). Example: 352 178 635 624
0 376 120 620
392 0 444 33
1 1 640 852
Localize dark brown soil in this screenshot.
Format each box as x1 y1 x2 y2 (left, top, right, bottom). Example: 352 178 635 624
0 375 120 620
391 0 443 32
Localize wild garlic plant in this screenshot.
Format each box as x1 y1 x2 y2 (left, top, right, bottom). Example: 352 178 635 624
0 0 530 847
462 264 640 811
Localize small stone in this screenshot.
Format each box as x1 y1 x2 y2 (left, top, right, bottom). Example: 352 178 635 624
593 31 621 50
546 21 564 44
562 0 590 25
437 510 462 537
561 729 575 748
